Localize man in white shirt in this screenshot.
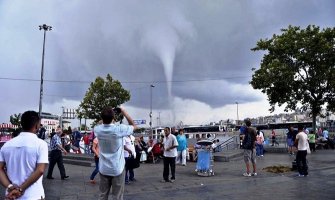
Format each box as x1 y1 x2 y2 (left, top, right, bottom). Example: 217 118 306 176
0 111 49 199
162 127 178 183
94 107 137 200
295 125 309 177
124 135 136 184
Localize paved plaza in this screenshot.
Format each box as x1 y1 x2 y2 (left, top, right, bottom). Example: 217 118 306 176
1 150 335 200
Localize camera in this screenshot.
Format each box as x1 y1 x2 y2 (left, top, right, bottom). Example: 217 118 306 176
113 107 122 114
113 107 124 122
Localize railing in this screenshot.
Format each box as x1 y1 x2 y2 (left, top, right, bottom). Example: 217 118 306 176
216 135 239 151
262 129 288 148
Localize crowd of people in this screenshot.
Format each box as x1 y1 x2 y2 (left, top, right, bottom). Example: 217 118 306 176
240 122 335 178
0 107 192 199
1 108 335 199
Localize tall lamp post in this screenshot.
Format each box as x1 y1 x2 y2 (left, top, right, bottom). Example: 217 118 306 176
60 106 64 130
150 84 155 137
38 24 52 117
236 102 239 125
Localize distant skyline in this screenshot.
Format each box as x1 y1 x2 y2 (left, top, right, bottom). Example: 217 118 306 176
1 0 334 126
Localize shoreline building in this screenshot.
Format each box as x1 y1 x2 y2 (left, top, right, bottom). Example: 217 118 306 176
40 112 72 135
40 112 60 135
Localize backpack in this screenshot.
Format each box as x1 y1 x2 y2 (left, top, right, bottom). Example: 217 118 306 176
242 128 253 150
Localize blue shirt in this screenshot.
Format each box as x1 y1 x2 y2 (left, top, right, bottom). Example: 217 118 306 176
94 123 134 176
177 135 187 151
73 131 81 141
323 130 329 139
240 126 246 135
50 134 62 151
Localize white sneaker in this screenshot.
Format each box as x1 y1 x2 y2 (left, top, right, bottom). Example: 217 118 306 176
252 173 257 176
243 172 251 177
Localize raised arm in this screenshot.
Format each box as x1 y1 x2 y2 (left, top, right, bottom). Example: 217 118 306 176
121 108 138 130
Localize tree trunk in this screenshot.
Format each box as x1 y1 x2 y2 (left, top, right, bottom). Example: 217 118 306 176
312 113 317 133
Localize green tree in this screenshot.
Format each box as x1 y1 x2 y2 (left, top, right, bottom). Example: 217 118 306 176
80 124 89 131
250 25 335 131
10 113 22 127
133 127 146 134
77 74 130 122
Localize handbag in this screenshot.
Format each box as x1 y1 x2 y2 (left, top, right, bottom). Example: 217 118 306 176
307 142 311 154
140 151 147 162
126 155 140 169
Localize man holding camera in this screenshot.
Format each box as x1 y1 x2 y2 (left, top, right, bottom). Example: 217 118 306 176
94 107 137 200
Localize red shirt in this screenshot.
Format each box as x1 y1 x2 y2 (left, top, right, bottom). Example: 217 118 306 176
83 135 90 145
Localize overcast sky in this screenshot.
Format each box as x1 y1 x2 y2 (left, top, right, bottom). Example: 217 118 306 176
1 0 334 127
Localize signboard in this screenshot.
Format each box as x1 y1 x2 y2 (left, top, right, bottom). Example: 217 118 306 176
134 120 146 125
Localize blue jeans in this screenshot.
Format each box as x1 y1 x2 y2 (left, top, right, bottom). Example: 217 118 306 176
256 143 264 156
90 157 99 180
125 157 134 182
84 144 90 154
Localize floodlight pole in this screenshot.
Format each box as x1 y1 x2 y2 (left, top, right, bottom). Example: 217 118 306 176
150 84 155 137
38 24 52 117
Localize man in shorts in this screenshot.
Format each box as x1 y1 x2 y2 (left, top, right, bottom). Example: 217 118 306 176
242 119 257 177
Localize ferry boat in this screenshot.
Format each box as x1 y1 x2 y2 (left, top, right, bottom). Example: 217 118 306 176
148 125 231 144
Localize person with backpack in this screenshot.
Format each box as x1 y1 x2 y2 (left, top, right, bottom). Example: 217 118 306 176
72 128 82 154
242 119 257 177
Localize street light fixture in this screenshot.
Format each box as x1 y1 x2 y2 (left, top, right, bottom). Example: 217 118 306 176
38 24 52 118
150 84 155 137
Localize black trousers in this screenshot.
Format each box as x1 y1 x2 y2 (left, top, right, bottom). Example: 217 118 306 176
163 156 176 181
47 150 66 178
309 143 316 152
296 150 308 176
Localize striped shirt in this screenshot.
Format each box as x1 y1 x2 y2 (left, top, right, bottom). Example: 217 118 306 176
50 134 62 151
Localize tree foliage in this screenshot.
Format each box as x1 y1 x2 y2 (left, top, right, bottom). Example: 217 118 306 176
133 127 146 134
77 74 130 122
250 25 335 129
10 113 22 127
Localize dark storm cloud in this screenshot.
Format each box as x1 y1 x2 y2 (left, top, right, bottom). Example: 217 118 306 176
0 0 334 122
